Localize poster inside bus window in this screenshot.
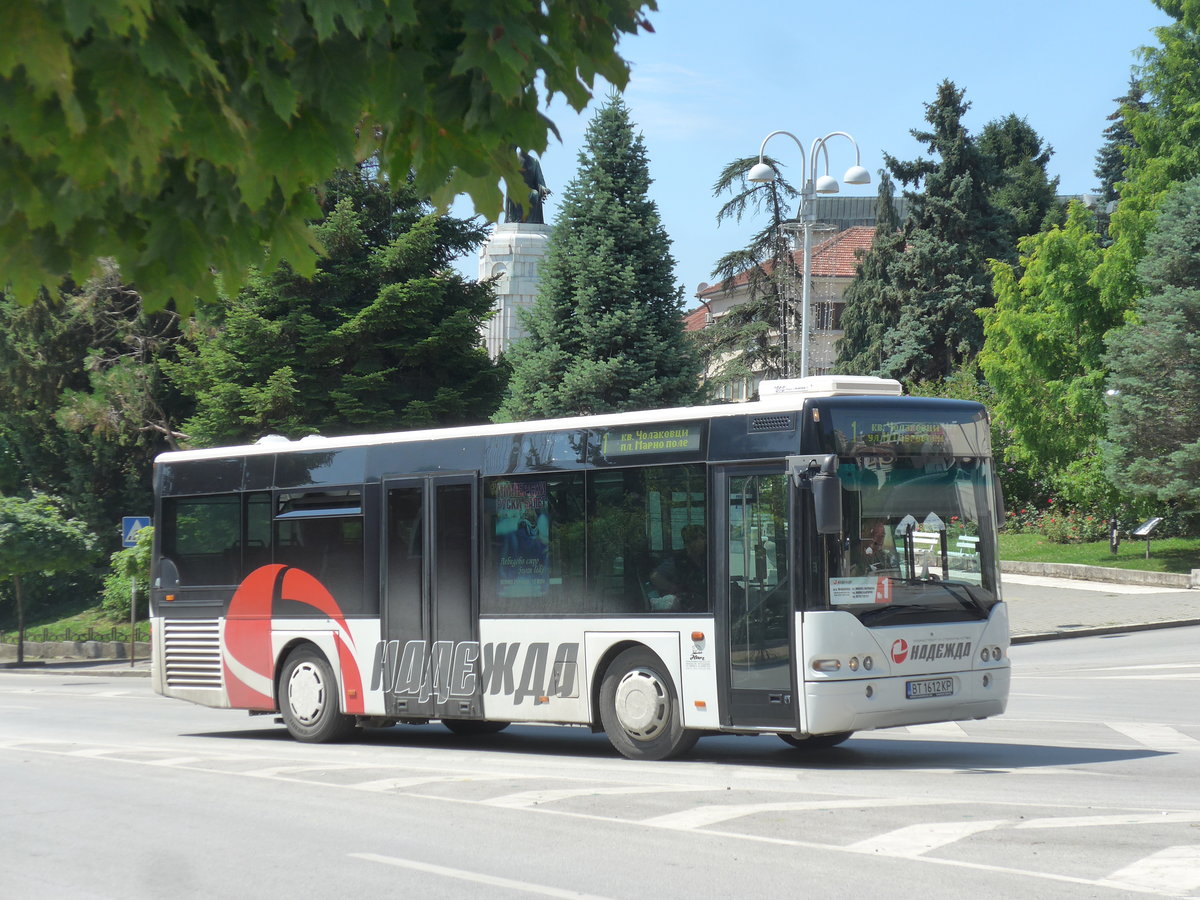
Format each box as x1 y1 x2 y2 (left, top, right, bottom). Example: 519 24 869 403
593 422 705 463
491 480 550 598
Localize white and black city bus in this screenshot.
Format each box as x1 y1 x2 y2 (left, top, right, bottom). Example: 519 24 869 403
150 376 1010 760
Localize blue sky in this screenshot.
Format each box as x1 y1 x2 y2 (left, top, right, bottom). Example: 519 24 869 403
456 0 1171 307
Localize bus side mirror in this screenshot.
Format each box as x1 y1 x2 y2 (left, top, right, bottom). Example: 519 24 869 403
812 474 843 535
787 454 843 535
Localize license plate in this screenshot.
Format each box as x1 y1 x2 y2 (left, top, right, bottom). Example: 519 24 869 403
906 677 954 699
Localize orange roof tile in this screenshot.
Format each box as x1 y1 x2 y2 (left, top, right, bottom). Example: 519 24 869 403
696 226 877 299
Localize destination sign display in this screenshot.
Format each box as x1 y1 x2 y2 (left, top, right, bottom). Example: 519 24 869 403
596 422 704 460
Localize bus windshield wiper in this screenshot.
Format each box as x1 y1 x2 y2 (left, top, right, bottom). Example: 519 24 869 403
925 580 989 617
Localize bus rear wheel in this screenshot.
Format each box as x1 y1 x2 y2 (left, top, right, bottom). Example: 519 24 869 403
599 647 698 761
279 646 358 743
778 731 853 750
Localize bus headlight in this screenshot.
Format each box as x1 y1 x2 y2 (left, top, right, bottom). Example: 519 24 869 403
863 656 873 671
848 657 860 671
980 647 991 662
812 659 841 672
993 646 1003 660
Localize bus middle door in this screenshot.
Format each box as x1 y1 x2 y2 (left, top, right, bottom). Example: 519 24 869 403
381 474 481 721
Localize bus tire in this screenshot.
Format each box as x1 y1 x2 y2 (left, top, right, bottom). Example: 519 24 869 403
599 647 698 761
442 719 510 736
778 731 853 750
279 646 358 743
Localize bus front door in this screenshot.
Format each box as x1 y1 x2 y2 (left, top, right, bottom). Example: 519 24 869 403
381 474 481 721
718 467 797 729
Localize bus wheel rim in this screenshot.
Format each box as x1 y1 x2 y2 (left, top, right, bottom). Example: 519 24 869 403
288 662 326 725
613 667 669 740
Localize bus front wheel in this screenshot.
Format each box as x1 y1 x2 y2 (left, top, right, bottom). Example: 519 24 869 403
778 731 853 750
599 647 698 761
279 646 358 743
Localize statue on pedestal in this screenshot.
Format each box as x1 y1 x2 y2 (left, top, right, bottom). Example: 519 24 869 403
505 150 551 225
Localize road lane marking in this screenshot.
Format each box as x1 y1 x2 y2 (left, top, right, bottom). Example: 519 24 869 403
1108 723 1200 752
351 852 616 899
484 785 713 809
640 797 942 830
904 722 968 738
351 775 498 792
1099 845 1200 895
846 820 1008 857
1017 812 1200 829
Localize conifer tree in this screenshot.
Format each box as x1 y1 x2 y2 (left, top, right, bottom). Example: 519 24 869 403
834 171 904 375
167 167 505 444
1103 175 1200 509
497 95 700 420
880 81 1009 381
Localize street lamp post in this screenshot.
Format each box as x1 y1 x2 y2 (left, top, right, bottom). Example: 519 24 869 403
748 130 870 379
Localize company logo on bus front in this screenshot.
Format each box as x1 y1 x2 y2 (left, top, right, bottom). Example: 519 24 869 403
370 640 579 705
891 638 972 665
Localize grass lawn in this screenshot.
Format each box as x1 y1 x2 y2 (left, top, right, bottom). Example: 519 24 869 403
999 532 1200 573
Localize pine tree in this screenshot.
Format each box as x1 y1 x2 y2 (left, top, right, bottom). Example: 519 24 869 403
167 167 505 445
696 155 802 388
1094 78 1146 206
874 80 1009 381
978 114 1063 242
1103 175 1200 509
834 171 904 375
497 95 700 420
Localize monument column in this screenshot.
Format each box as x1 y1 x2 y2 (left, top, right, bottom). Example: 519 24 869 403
478 222 552 360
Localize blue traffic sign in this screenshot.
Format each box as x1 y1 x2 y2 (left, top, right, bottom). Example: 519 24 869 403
122 516 151 548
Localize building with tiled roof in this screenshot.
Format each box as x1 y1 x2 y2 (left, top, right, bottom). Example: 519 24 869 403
688 226 877 401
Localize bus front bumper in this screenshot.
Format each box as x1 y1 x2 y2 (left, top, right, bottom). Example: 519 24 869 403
803 665 1010 735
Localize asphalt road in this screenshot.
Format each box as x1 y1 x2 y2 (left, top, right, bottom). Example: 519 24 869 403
1 626 1198 898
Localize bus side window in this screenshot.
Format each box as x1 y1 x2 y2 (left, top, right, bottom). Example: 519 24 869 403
588 464 707 615
161 494 242 586
482 474 586 615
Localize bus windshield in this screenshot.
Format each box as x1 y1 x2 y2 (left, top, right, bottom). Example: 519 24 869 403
819 405 1002 624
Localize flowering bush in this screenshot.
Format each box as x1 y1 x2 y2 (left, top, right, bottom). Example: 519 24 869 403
1003 503 1109 543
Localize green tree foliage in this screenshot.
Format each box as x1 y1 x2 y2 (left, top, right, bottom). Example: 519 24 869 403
1094 77 1146 206
0 492 96 662
843 81 1008 381
0 0 656 312
166 167 505 445
835 171 904 375
1093 2 1200 316
696 154 802 388
497 95 700 420
979 202 1116 469
0 268 188 538
1103 175 1200 509
102 526 153 620
977 113 1063 241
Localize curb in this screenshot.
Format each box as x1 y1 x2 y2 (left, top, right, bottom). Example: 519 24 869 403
1012 618 1200 644
1001 560 1200 589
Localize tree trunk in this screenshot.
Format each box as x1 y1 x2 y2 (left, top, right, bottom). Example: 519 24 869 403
13 573 25 665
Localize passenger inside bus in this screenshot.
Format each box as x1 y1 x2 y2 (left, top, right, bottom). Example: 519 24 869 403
848 518 897 576
649 524 708 612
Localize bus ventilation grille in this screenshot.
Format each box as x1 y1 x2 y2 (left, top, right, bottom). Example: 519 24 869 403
749 413 795 433
162 618 223 689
